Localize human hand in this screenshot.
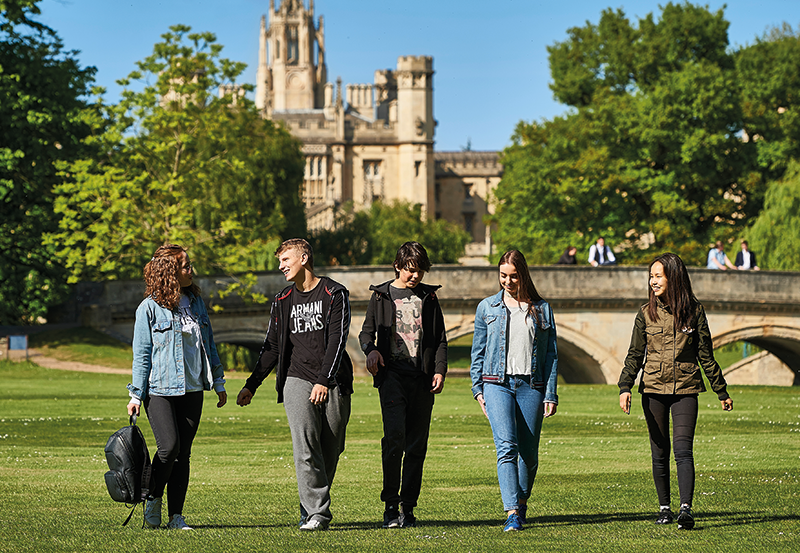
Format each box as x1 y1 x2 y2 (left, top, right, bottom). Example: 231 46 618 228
619 392 631 415
366 350 384 376
544 402 557 417
476 394 488 419
430 374 445 394
127 402 140 417
216 391 228 408
237 388 253 406
721 398 733 411
310 384 329 405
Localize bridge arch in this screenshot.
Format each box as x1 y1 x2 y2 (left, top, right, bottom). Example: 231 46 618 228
213 330 264 352
712 325 800 385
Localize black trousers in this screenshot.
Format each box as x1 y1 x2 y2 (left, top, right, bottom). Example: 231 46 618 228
379 370 435 509
642 393 698 507
144 392 204 516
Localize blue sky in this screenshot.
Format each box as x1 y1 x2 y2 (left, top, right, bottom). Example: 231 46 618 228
37 0 800 152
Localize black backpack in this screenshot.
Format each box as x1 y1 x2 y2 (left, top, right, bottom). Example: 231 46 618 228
104 414 152 526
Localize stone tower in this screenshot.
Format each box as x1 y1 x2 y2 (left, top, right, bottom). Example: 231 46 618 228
256 0 327 114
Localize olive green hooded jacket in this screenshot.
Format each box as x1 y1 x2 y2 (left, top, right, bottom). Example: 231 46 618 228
618 300 730 401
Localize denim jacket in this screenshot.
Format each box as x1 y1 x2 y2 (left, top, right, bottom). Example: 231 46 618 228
128 293 226 402
470 290 558 404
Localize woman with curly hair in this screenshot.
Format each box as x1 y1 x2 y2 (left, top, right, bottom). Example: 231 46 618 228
126 244 227 530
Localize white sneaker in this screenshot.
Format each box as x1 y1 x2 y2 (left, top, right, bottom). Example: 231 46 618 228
299 518 328 531
166 514 193 530
144 497 162 528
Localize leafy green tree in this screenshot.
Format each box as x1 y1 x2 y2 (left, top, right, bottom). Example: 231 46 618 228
746 160 800 271
48 25 305 282
311 200 471 266
737 24 800 180
494 3 758 265
0 0 95 324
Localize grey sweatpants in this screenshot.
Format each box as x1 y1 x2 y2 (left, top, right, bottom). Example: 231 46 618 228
283 376 351 525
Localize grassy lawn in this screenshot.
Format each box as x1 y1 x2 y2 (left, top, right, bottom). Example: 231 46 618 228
28 326 132 369
0 360 798 552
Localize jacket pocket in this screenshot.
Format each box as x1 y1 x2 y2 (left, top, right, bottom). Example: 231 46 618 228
677 362 698 374
643 361 661 375
483 314 498 325
152 319 172 348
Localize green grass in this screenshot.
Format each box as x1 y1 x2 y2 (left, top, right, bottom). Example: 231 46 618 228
1 360 798 552
28 326 132 369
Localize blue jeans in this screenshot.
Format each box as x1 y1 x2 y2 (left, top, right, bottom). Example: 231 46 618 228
483 376 544 511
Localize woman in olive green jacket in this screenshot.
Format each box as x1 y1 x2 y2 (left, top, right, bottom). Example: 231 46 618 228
618 253 733 530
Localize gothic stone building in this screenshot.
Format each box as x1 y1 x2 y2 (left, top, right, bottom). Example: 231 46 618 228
256 0 501 258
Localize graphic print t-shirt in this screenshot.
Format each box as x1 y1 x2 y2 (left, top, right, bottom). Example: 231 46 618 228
287 283 330 384
387 285 423 374
177 294 204 392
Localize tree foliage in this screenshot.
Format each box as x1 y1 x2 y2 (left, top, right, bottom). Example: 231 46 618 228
311 201 471 267
493 3 763 265
747 160 800 271
47 25 305 282
0 0 95 323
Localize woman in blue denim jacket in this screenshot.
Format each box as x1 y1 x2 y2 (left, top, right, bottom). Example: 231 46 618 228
470 250 558 532
126 244 227 530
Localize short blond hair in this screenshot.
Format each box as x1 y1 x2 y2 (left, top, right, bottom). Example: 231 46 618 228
275 238 314 270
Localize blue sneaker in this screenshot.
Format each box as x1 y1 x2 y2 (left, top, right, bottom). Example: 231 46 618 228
144 496 162 528
503 513 522 532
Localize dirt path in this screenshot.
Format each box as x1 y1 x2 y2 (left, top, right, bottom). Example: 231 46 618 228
6 348 129 375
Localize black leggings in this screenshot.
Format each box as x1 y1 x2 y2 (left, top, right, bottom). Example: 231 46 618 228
144 392 203 516
641 393 698 507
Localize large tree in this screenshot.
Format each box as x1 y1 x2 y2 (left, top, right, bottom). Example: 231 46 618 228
48 25 305 282
311 201 471 266
493 3 759 265
0 0 95 323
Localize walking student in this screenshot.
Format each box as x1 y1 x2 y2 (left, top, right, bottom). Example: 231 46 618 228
236 239 353 531
618 252 733 529
127 244 228 530
359 241 448 529
470 250 558 532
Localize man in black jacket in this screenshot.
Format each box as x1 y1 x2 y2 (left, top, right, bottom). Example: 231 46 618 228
359 241 447 529
237 239 353 531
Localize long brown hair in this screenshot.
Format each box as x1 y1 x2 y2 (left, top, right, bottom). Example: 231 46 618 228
498 250 543 324
144 244 200 310
647 253 697 330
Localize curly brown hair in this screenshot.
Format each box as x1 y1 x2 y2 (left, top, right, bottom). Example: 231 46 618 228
144 244 200 310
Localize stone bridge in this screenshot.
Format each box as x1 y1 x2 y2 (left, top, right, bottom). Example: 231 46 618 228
69 266 800 386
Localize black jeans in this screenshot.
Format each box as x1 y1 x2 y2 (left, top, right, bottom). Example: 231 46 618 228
642 393 698 507
379 370 435 509
144 392 203 516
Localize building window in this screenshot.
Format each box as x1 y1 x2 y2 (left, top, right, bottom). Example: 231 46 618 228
363 160 383 205
287 27 298 64
464 182 473 200
464 213 474 237
414 160 421 177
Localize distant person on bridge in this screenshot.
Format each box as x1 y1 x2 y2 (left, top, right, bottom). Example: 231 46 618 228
359 241 448 529
588 237 616 266
236 238 353 531
470 249 559 532
556 246 577 265
618 252 733 531
706 241 736 270
735 240 760 270
127 244 228 530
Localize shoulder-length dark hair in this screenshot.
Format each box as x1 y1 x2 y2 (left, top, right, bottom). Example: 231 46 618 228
648 252 697 330
498 250 543 324
144 244 201 310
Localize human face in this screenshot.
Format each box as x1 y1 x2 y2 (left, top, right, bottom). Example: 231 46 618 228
741 242 748 251
650 261 668 297
499 263 520 298
394 265 425 289
278 247 306 282
597 238 605 248
177 251 193 288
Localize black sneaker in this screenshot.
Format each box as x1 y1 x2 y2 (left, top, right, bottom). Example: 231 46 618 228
677 505 695 530
518 504 528 524
655 508 673 524
383 504 400 529
400 508 416 528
